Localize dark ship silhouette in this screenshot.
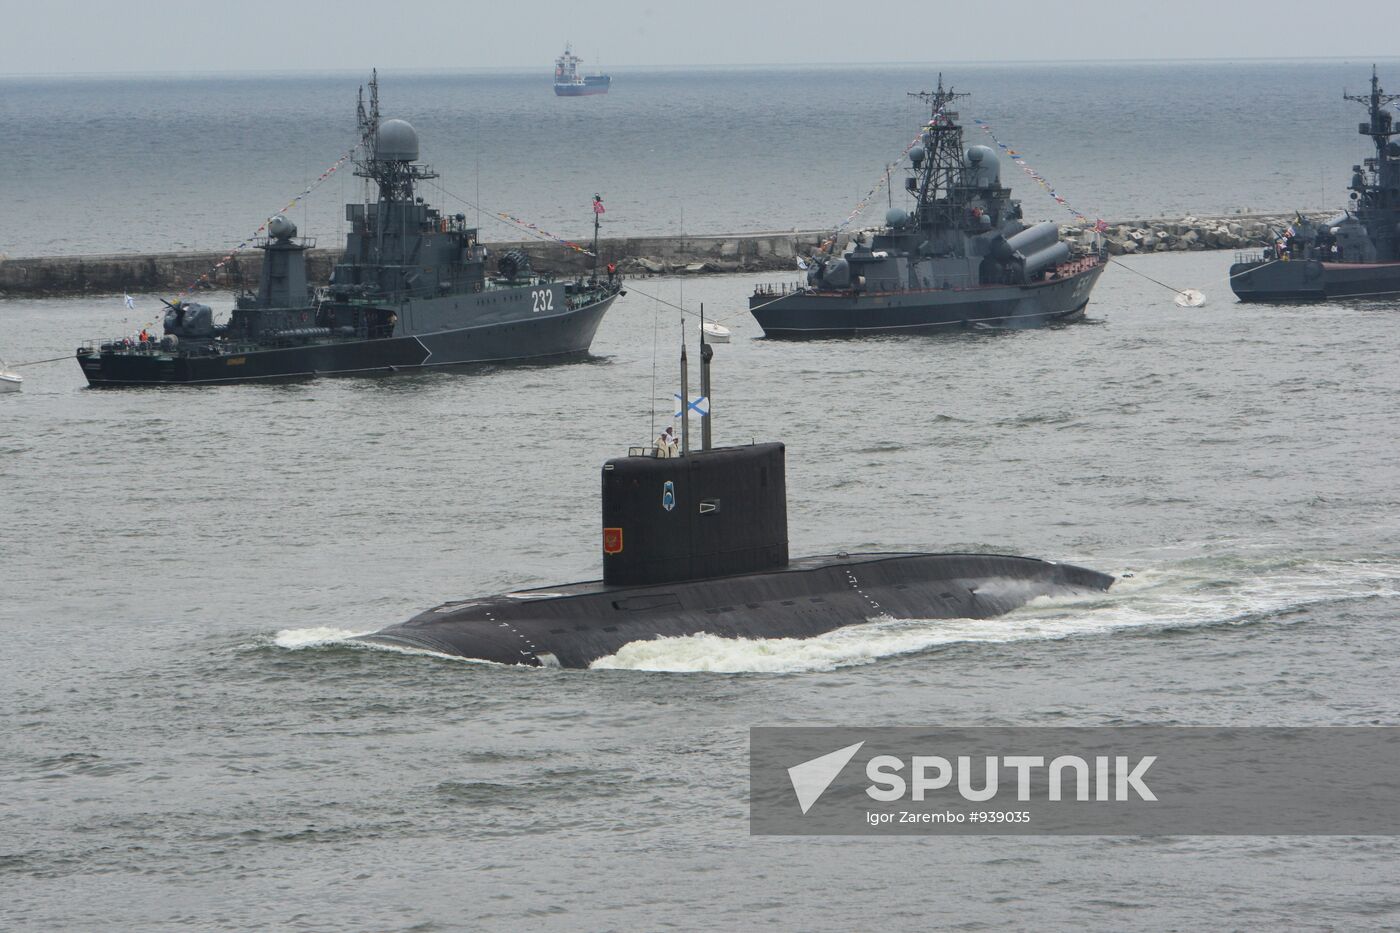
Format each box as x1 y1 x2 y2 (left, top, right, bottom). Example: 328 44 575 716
1231 67 1400 301
749 77 1105 337
363 331 1114 668
77 73 621 387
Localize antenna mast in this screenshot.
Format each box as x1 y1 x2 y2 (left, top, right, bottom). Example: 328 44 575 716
906 74 971 229
679 323 690 458
699 303 713 451
592 194 603 282
357 69 381 151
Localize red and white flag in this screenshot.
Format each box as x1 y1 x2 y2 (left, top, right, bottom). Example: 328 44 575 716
593 195 606 215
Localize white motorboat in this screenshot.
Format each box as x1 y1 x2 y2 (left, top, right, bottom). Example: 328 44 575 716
0 358 21 393
701 320 731 343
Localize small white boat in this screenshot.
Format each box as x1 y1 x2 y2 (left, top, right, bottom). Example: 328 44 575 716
1174 288 1207 308
0 358 21 393
701 320 731 343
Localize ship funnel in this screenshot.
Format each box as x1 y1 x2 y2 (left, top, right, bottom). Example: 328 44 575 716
255 217 311 310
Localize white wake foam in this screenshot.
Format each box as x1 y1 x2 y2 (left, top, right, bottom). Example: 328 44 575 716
270 625 500 663
273 626 374 649
589 560 1400 674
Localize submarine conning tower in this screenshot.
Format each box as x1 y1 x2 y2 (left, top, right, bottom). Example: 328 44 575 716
602 317 789 586
601 442 789 586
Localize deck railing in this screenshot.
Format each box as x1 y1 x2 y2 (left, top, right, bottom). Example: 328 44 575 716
752 280 806 297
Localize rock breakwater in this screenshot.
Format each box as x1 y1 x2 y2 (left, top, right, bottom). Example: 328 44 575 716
0 213 1331 296
1082 212 1328 256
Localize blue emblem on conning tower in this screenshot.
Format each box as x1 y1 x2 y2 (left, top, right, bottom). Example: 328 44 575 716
662 480 676 512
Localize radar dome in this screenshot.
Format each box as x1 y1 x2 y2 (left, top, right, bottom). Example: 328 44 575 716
966 145 998 165
909 145 925 166
964 145 1000 187
375 119 420 161
885 208 909 227
267 214 297 240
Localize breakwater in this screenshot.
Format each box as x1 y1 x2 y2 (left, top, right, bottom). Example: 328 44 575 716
1089 212 1327 255
0 214 1325 297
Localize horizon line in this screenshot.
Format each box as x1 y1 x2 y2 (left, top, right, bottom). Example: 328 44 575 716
3 53 1399 82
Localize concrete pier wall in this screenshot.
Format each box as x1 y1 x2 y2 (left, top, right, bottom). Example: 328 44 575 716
0 214 1326 297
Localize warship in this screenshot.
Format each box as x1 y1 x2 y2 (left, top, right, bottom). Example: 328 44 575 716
1231 67 1400 301
363 333 1114 668
749 77 1105 337
76 74 622 387
553 43 610 97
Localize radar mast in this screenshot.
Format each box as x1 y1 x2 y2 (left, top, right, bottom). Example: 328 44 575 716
906 74 972 228
353 70 438 204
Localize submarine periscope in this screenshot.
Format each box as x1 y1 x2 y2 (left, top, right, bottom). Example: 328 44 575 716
361 327 1114 668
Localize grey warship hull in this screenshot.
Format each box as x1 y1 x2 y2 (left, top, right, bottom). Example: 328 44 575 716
1229 257 1400 302
752 263 1104 337
363 551 1114 668
78 290 617 386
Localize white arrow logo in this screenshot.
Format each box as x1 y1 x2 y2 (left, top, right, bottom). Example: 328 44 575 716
787 741 865 814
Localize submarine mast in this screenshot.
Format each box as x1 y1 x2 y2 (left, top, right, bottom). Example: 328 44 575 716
700 305 713 451
679 327 690 457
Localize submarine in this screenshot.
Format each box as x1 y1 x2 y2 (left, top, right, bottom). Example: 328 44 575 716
362 334 1114 667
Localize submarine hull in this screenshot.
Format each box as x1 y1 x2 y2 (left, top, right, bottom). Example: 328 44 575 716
361 552 1114 668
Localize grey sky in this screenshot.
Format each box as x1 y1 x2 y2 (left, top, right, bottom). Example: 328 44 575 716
2 0 1394 75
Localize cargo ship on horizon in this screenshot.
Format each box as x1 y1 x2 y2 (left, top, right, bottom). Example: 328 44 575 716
554 43 610 96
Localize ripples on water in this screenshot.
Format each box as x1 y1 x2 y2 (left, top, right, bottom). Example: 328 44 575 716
5 250 1400 927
